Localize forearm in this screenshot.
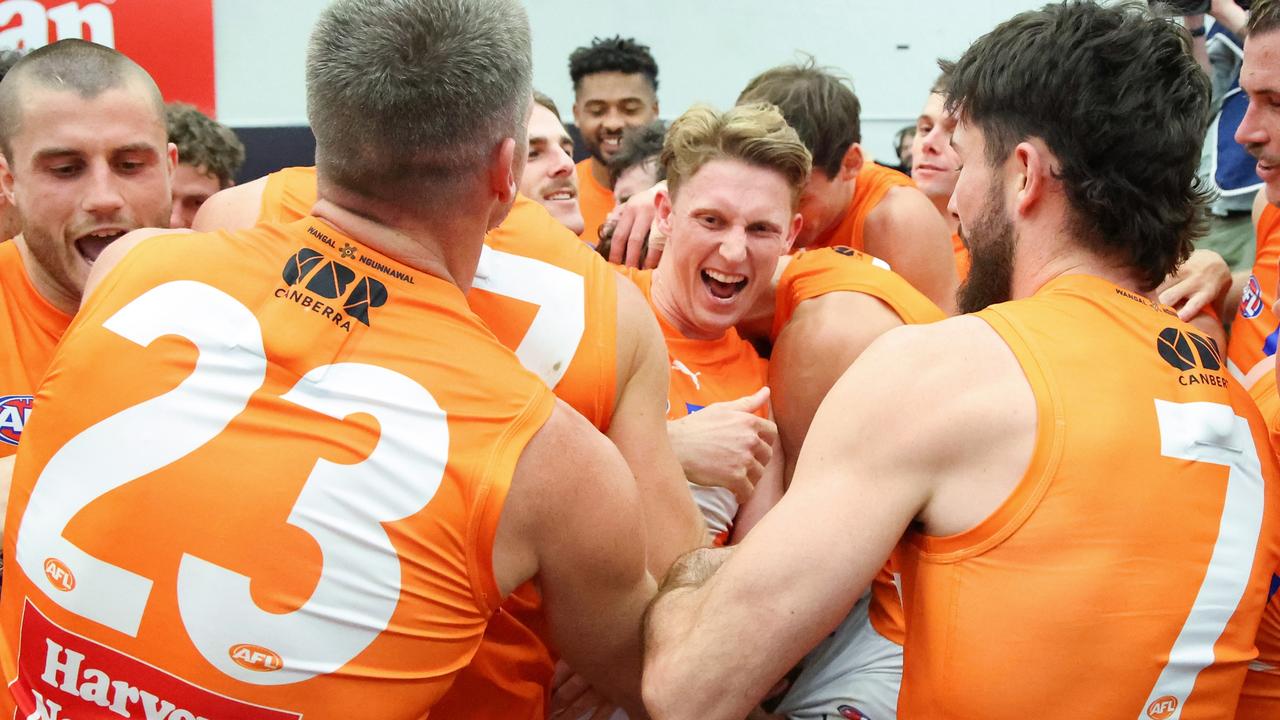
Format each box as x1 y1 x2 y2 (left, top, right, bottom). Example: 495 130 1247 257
639 457 708 576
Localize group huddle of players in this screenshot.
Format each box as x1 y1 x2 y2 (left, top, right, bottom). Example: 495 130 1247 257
0 0 1277 718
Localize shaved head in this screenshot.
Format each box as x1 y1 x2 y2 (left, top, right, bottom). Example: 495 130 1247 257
0 39 164 159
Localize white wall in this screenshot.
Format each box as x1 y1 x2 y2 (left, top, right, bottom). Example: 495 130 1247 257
212 0 1049 160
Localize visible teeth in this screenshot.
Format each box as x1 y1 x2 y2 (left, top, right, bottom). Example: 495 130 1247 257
603 138 621 146
705 269 745 283
547 191 573 200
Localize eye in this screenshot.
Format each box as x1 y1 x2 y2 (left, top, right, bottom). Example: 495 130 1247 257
697 214 721 228
48 162 82 178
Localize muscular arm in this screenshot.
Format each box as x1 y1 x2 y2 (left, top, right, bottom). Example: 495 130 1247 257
190 176 270 232
642 318 1035 720
493 402 657 717
610 277 707 574
863 186 958 315
769 291 905 487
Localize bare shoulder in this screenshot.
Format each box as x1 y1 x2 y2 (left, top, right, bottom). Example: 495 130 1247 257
823 316 1031 458
866 183 944 235
83 229 192 306
191 176 270 232
828 314 1037 533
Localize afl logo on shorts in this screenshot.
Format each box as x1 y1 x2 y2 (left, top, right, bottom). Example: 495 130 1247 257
0 394 34 446
837 705 871 719
1241 275 1264 319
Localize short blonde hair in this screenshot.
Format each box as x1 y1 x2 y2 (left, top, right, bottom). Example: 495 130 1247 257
661 103 811 208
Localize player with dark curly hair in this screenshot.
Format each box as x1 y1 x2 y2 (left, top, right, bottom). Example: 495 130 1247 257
164 101 245 228
568 36 659 244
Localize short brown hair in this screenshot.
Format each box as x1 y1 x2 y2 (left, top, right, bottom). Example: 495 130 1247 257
0 39 163 160
947 0 1210 291
166 102 245 188
533 90 560 119
661 103 811 208
1248 0 1280 37
737 58 859 178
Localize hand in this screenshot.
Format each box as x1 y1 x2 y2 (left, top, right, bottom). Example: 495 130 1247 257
1158 248 1231 321
550 662 619 720
605 182 667 268
668 387 776 502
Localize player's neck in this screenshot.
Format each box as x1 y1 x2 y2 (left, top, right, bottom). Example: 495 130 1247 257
1013 241 1151 302
649 265 729 342
311 197 486 293
13 234 78 316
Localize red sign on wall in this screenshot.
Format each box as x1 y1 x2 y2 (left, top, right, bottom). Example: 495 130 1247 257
0 0 216 116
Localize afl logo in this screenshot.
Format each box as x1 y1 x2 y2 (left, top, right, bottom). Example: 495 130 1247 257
1241 275 1264 319
0 394 34 446
1147 695 1178 719
229 644 283 672
837 705 871 719
43 558 74 592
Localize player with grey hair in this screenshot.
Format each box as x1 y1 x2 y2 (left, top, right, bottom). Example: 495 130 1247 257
0 1 653 718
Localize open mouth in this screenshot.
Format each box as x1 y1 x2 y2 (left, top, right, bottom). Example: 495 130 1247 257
702 268 748 300
600 136 623 153
75 228 127 263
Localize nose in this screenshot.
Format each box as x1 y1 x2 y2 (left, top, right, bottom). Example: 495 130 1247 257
601 107 626 133
921 125 946 157
717 227 748 264
549 145 574 178
1237 97 1267 148
81 162 126 217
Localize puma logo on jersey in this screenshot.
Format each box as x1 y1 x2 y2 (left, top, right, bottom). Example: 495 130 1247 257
1146 695 1178 720
43 559 74 592
229 644 283 673
671 359 702 390
0 394 34 446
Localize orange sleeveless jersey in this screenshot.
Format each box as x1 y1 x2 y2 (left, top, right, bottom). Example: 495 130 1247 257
0 217 555 720
575 158 615 247
1238 371 1280 718
256 167 620 718
893 275 1280 719
622 267 768 541
0 242 71 457
771 246 944 648
770 245 944 341
807 163 914 253
1228 204 1280 383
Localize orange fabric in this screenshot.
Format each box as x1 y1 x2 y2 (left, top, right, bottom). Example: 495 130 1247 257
1228 203 1280 382
807 162 915 253
771 246 944 341
1239 372 1280 718
952 231 970 282
0 241 72 456
771 246 943 647
258 167 620 719
621 268 768 424
576 158 615 247
895 275 1280 718
1 218 554 720
622 267 767 543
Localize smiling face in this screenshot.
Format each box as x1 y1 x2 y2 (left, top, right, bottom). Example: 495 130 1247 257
1238 29 1280 205
652 158 801 339
519 103 583 233
3 80 174 306
910 92 961 203
572 71 658 165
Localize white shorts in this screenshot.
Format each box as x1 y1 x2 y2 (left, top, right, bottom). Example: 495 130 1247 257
775 591 903 720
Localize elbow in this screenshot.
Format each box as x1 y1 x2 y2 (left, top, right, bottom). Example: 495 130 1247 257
642 650 725 720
